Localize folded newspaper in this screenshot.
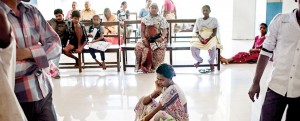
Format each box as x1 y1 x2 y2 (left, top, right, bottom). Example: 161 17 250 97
88 41 112 51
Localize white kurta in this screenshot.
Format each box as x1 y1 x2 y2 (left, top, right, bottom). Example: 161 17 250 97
0 35 27 121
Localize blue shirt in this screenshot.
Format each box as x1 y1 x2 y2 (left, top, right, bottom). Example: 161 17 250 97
139 8 148 18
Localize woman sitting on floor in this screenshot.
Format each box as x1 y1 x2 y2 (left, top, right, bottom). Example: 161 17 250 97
135 3 169 73
134 63 189 121
220 23 267 64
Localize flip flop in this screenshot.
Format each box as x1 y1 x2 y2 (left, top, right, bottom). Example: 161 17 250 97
199 69 209 73
199 68 214 73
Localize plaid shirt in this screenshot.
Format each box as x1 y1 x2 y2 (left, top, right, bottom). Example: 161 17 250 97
0 2 61 102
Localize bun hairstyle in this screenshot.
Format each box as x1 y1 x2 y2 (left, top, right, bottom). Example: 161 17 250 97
156 63 176 79
202 5 211 11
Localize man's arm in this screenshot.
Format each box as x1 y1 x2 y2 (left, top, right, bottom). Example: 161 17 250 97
248 55 270 102
248 14 281 102
18 7 61 68
0 8 11 48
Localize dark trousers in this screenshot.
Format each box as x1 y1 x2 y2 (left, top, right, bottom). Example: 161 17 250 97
89 48 105 61
260 88 300 121
20 92 57 121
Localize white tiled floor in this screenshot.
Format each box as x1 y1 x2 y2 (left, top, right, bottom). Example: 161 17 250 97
53 40 275 121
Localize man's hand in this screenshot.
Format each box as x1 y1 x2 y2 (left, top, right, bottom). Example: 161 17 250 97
248 82 260 102
0 7 11 48
75 49 82 53
16 48 32 61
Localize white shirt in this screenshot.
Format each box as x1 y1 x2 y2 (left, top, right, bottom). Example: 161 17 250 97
0 33 27 121
260 10 300 98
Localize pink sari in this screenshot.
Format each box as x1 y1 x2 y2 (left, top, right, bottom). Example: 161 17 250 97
231 36 265 63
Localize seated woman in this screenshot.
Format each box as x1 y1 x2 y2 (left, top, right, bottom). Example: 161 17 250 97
135 3 169 73
190 5 219 72
88 15 106 69
221 23 267 64
63 10 88 66
134 63 189 121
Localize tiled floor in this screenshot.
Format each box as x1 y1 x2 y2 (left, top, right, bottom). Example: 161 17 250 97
52 39 280 121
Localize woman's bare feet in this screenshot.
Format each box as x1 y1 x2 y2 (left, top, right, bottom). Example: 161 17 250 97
194 62 201 68
141 66 149 73
220 56 229 64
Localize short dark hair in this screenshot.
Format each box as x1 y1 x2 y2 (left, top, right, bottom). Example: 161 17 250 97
54 9 63 15
72 10 80 18
260 23 267 28
156 63 176 79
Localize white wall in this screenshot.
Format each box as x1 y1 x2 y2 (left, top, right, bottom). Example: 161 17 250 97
282 0 297 13
255 0 266 36
232 0 256 40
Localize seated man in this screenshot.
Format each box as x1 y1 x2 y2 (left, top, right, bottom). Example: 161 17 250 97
63 10 88 66
49 9 69 78
88 15 106 69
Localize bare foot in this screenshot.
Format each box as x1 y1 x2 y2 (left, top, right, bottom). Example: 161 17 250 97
102 62 106 70
220 57 229 64
194 62 201 68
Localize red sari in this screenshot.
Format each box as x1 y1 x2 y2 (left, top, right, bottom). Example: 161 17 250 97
231 36 265 63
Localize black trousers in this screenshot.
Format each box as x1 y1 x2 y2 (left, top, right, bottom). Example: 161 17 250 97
260 88 300 121
20 92 57 121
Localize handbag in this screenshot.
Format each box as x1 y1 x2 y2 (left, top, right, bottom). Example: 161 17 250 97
148 33 162 43
150 41 165 50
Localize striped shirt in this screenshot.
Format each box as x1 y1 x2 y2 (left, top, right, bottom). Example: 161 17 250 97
0 1 61 102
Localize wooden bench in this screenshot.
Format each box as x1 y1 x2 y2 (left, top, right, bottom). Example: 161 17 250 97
60 21 121 72
121 19 221 71
168 19 221 70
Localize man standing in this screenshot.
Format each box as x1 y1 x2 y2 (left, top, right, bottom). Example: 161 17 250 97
1 0 61 120
248 0 300 121
0 7 27 121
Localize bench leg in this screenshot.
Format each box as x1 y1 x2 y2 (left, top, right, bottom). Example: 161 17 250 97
170 50 173 65
217 49 220 70
82 52 85 66
78 53 82 72
117 51 120 72
122 49 127 71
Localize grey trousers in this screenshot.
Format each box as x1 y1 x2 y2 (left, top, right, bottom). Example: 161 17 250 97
190 46 216 64
260 88 300 121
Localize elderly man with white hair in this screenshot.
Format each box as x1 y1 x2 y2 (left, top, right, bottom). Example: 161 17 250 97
80 0 96 21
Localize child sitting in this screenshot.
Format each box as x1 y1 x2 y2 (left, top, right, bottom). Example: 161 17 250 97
88 15 107 69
